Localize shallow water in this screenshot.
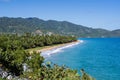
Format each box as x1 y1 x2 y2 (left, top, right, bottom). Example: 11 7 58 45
44 38 120 80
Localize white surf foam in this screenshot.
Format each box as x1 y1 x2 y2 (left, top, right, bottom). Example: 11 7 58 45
41 40 83 57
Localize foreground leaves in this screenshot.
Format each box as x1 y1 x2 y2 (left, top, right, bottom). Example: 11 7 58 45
0 34 94 80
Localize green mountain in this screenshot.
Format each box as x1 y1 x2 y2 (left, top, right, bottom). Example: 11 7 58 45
0 17 120 37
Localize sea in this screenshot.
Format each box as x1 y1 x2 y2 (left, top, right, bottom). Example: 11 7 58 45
41 38 120 80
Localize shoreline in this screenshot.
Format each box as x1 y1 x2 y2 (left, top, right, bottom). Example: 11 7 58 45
28 40 82 54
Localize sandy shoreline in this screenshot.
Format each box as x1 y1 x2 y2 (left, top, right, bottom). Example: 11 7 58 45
29 40 82 54
37 40 81 53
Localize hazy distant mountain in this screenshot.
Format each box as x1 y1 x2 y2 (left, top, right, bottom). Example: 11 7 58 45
0 17 120 37
110 29 120 37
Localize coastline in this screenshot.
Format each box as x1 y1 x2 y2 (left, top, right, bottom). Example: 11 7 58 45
28 40 82 55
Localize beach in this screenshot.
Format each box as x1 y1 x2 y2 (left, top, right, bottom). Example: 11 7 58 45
41 40 83 56
28 40 83 56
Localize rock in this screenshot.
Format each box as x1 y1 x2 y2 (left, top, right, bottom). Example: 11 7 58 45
23 63 28 72
0 68 3 77
7 75 13 80
2 71 8 78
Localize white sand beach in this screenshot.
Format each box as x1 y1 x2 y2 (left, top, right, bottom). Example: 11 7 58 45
40 40 83 56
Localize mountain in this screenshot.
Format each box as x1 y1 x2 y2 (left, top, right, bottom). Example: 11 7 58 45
0 17 120 37
110 29 120 37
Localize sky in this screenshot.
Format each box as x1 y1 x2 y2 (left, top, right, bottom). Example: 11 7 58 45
0 0 120 30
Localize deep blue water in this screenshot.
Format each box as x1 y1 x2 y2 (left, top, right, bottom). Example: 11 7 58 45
46 38 120 80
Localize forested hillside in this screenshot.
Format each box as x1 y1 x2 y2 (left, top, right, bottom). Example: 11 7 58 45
0 17 120 37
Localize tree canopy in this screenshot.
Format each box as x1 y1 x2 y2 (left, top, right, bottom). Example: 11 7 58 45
0 34 94 80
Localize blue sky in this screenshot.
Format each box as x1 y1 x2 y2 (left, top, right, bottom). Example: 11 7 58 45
0 0 120 30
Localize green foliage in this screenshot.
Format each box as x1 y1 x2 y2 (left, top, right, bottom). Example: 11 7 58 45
0 77 6 80
81 69 95 80
0 48 29 75
0 34 94 80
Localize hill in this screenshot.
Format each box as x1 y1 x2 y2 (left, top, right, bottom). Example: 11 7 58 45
0 17 120 37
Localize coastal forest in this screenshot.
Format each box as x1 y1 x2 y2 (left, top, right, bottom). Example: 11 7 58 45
0 34 94 80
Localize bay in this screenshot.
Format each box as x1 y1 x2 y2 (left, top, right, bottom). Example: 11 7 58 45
45 38 120 80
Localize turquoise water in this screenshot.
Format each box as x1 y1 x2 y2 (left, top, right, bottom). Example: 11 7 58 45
45 38 120 80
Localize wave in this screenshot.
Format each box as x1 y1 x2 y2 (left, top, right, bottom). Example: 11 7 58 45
41 40 83 57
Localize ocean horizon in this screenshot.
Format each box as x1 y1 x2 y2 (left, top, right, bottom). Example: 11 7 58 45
43 38 120 80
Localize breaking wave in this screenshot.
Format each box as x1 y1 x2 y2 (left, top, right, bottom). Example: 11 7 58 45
41 40 83 57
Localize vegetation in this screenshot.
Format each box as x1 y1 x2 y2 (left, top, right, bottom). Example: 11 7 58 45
0 17 120 37
0 34 94 80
